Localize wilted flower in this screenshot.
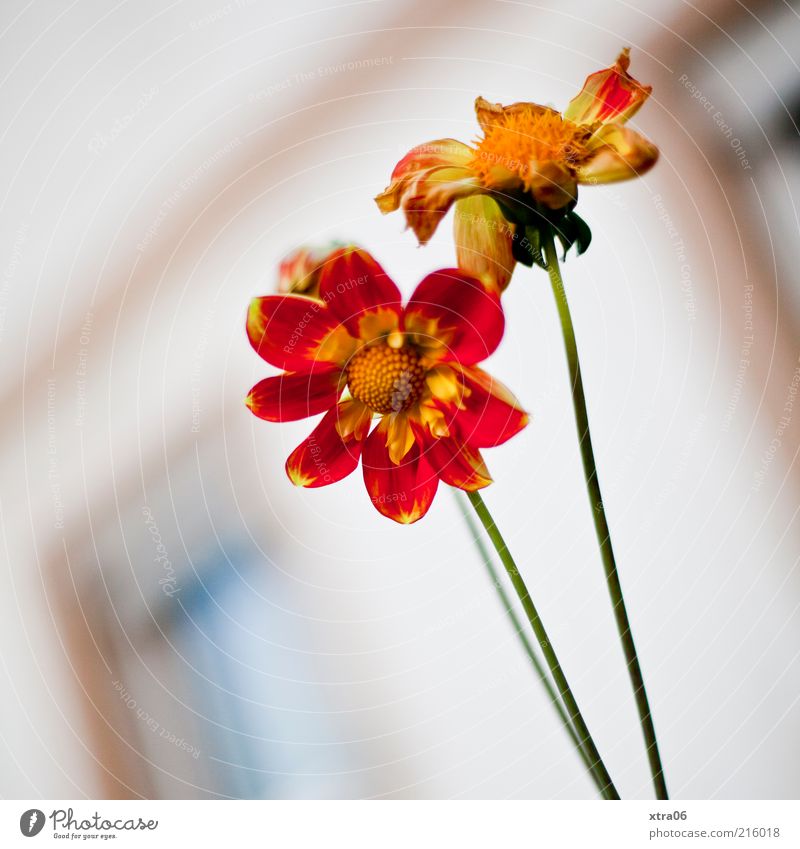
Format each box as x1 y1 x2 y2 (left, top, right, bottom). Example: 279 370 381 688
376 49 658 287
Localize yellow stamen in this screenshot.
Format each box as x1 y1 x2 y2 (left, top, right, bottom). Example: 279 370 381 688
346 342 426 414
470 105 592 192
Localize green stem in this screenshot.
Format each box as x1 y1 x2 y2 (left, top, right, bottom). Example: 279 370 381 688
542 230 668 800
466 489 620 800
453 490 610 797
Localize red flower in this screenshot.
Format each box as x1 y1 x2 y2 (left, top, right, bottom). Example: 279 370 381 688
246 246 528 523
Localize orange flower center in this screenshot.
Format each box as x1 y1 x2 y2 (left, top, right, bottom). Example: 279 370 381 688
470 106 592 190
346 342 426 414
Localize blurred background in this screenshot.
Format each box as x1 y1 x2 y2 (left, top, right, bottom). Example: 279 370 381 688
1 0 799 800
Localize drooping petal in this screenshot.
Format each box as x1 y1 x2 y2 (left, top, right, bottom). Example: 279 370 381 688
404 269 505 364
285 402 367 488
425 435 493 491
247 295 356 371
246 365 344 422
451 366 529 447
362 422 438 523
316 246 403 341
453 195 516 291
375 139 482 244
577 123 659 185
563 48 652 127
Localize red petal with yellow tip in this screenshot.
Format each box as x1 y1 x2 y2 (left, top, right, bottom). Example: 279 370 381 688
247 295 352 371
425 436 493 491
404 269 504 364
577 123 659 185
317 247 402 339
563 48 652 127
375 139 481 245
452 366 529 447
285 405 365 488
362 424 438 524
245 365 343 423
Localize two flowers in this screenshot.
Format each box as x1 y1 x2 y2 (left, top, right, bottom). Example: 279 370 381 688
246 49 657 523
244 47 668 800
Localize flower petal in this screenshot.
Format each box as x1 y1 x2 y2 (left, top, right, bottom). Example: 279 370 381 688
425 435 493 491
526 159 578 210
563 48 652 126
474 97 556 134
452 366 529 447
317 246 402 340
383 411 416 465
453 195 516 291
362 422 438 523
285 402 367 488
375 139 481 244
577 123 658 185
404 269 505 364
245 366 344 422
247 295 356 371
335 398 374 441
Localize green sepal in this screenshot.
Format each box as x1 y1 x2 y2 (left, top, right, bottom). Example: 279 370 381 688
493 193 592 270
554 211 592 260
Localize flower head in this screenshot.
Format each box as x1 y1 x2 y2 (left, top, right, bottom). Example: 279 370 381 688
376 49 658 288
276 242 344 297
246 246 528 523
